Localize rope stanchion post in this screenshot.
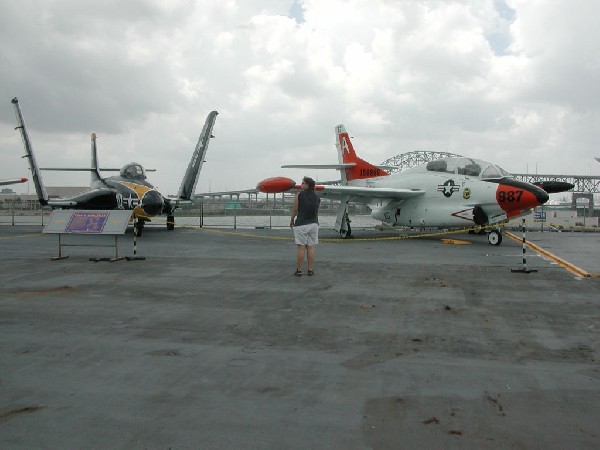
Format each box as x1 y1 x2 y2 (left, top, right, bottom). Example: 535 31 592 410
126 220 146 261
511 218 537 273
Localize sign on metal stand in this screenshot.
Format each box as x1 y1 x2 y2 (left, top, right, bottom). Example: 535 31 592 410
43 210 132 261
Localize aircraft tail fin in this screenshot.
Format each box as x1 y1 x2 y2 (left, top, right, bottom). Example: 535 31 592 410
335 124 389 183
90 133 102 185
11 97 49 206
176 111 218 200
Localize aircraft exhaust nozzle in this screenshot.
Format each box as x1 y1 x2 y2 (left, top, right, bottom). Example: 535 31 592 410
257 177 296 193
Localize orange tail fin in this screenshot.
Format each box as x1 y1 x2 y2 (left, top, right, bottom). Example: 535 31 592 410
335 124 389 182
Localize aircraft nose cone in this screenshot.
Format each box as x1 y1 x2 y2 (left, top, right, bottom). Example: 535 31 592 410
523 182 549 204
141 190 164 216
535 187 550 205
496 180 549 213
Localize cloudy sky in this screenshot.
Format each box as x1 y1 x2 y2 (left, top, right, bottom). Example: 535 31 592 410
1 0 599 195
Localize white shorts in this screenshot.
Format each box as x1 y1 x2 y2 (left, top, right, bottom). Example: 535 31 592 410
293 223 319 246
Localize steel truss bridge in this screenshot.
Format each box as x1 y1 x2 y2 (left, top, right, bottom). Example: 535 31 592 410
381 151 600 194
512 174 600 194
381 151 462 174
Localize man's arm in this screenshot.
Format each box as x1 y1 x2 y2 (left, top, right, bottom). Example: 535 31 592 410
290 193 299 227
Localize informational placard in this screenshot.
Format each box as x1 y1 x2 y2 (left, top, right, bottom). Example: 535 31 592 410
65 212 109 233
44 210 132 235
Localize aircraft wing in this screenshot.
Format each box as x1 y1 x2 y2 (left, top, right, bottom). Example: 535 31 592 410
176 110 219 200
317 185 425 201
257 177 424 200
46 187 119 208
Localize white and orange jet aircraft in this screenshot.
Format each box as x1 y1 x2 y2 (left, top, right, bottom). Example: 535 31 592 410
257 124 573 245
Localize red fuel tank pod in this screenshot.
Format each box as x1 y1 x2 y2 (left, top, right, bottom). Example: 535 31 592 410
256 177 296 193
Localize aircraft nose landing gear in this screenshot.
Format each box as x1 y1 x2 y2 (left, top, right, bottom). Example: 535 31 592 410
167 215 175 230
135 218 145 237
487 229 502 246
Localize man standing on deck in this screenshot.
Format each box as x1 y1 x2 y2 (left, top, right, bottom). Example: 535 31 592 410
290 176 320 276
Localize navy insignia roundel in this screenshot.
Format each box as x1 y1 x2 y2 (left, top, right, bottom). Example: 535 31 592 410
437 179 459 198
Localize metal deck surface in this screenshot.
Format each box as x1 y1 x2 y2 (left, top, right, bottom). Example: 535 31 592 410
1 225 599 449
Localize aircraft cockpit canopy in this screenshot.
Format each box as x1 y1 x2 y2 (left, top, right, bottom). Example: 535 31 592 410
120 163 146 180
425 157 511 179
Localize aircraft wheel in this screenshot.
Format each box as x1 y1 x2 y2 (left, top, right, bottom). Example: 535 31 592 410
167 215 175 230
487 230 502 246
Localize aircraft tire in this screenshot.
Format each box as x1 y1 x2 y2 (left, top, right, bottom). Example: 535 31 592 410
167 215 175 230
487 230 502 246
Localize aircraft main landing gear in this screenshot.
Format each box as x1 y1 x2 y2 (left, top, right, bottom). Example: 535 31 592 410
167 215 175 231
335 197 353 239
340 221 352 239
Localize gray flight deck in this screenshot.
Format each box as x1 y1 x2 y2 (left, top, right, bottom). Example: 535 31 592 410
1 225 599 449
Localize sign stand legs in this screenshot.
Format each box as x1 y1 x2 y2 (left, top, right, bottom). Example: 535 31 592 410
51 234 69 261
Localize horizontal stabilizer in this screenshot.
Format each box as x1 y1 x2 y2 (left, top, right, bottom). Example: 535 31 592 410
41 168 156 172
282 164 356 170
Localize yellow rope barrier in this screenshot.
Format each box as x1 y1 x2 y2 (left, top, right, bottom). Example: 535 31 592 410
183 223 507 243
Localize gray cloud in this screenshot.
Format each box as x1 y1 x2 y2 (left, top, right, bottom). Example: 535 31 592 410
2 0 599 195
